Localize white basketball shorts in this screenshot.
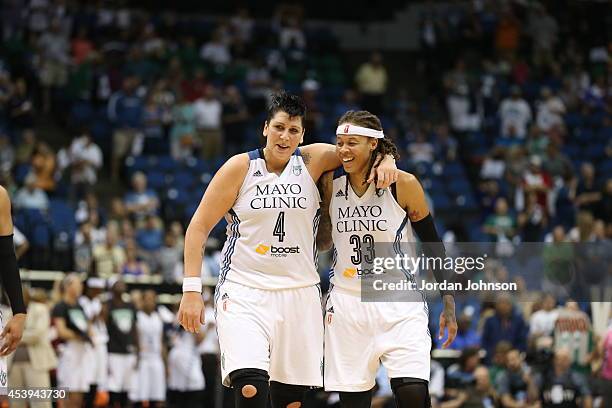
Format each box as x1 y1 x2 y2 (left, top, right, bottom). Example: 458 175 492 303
129 355 166 402
215 281 324 387
107 353 136 393
57 341 95 393
324 288 431 392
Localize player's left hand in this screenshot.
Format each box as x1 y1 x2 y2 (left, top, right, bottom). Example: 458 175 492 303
438 295 457 349
0 313 26 356
368 154 399 189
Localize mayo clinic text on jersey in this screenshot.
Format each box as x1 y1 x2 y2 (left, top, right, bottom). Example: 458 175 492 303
250 183 308 209
336 205 388 233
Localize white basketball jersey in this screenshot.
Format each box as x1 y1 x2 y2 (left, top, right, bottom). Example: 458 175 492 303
330 170 415 294
217 148 321 293
136 310 163 358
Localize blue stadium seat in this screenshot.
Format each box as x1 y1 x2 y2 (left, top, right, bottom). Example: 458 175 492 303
600 159 612 175
191 187 206 203
454 193 478 210
598 127 612 143
157 156 179 173
124 155 151 176
588 111 605 128
165 188 190 205
22 208 47 226
575 127 594 143
562 144 581 158
185 157 206 174
173 171 196 190
467 225 488 242
564 112 583 129
184 202 199 223
31 223 51 247
49 200 77 238
69 101 94 126
584 144 605 161
443 161 466 177
146 171 168 191
446 179 472 196
431 192 452 211
14 164 31 184
13 212 27 233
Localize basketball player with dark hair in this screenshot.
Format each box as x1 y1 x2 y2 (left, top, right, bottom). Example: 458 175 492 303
178 92 398 408
317 110 457 408
0 186 27 393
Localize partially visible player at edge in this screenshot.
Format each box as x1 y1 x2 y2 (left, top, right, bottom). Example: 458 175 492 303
317 110 457 408
0 186 28 392
178 92 398 408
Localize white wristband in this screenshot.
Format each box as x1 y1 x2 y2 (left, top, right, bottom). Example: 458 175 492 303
182 277 202 293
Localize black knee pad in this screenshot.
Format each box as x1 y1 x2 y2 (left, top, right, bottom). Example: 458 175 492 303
390 377 431 408
269 381 308 408
230 368 270 408
339 389 373 408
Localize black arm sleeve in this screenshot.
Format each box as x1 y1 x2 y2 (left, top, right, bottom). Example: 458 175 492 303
411 214 455 298
0 235 27 314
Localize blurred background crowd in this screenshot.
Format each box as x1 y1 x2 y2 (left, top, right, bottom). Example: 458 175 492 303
0 0 611 407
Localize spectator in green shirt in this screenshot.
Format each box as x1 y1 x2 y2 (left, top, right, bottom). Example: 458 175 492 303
483 197 516 241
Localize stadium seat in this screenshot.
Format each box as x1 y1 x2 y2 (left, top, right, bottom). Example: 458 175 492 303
431 192 452 211
69 101 94 127
446 179 472 196
146 171 168 191
31 223 51 247
14 164 32 185
564 112 583 129
125 156 151 176
173 171 196 190
157 156 179 173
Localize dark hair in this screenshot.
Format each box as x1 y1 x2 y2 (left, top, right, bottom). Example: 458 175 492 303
267 91 307 125
458 346 481 369
337 110 401 189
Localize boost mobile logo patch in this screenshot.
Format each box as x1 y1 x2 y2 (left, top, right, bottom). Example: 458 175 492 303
343 268 357 278
255 244 270 255
255 243 300 257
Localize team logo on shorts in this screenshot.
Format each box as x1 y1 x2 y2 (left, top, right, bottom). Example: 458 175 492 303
255 244 270 255
326 306 334 324
343 268 357 278
292 164 302 176
222 293 230 311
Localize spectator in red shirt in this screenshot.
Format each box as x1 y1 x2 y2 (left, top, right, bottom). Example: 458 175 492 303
522 155 553 214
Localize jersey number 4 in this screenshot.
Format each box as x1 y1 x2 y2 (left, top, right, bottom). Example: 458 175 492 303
274 212 286 242
349 234 375 265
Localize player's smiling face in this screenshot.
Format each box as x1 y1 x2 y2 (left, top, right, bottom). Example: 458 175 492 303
263 111 304 160
336 132 377 174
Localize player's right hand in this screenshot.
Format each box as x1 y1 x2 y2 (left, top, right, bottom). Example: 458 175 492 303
177 292 205 333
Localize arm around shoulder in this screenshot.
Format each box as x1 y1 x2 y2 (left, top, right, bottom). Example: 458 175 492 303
300 143 340 181
316 171 333 251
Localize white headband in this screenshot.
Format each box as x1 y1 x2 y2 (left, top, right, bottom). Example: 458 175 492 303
336 123 385 139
